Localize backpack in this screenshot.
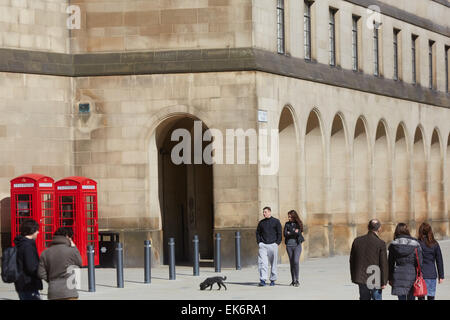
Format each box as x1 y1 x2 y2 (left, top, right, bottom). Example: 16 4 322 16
1 246 20 283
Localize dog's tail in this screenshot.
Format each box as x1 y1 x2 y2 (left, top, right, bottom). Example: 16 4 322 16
222 276 227 281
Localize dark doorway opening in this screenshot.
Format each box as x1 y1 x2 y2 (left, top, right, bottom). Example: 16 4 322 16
156 116 214 266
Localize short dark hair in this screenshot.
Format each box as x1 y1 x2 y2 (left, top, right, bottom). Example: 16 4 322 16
19 219 39 236
263 206 271 212
54 227 73 238
368 219 381 232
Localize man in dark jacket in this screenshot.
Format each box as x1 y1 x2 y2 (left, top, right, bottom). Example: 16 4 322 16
39 227 83 300
13 219 43 300
256 207 282 287
349 219 389 300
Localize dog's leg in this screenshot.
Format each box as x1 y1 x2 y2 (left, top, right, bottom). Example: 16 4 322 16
217 283 221 290
209 284 213 290
222 282 227 291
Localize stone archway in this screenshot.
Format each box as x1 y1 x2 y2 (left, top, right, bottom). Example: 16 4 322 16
155 115 214 265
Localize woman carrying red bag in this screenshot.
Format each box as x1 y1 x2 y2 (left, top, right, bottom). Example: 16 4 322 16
388 223 424 300
417 223 445 300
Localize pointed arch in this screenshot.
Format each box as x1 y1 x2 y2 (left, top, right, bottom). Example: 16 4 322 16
394 123 409 224
305 109 325 215
413 125 427 228
353 116 370 236
374 120 391 234
329 113 350 254
304 109 327 257
430 128 445 237
278 106 300 222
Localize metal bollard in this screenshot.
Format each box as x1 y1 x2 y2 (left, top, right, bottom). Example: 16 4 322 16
214 233 221 273
144 240 151 284
235 231 241 270
168 237 176 280
193 235 199 276
116 242 124 288
87 245 96 292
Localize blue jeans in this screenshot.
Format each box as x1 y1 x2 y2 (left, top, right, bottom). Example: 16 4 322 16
18 290 41 300
358 284 382 300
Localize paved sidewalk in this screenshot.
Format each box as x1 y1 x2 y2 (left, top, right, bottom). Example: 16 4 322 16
1 240 449 300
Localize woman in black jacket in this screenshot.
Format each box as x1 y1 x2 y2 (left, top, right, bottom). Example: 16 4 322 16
388 223 423 300
417 222 445 300
283 210 305 287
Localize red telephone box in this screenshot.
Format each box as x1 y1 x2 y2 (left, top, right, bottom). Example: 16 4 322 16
10 174 56 255
55 176 99 266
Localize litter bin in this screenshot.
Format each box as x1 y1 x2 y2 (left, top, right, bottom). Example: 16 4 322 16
99 232 119 268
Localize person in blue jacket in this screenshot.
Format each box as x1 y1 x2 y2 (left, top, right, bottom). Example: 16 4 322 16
417 222 445 300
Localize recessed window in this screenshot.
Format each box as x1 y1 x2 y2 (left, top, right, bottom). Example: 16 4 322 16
277 0 285 54
304 1 313 60
393 29 401 80
411 34 418 85
352 15 360 71
428 40 435 89
445 46 449 93
373 22 380 76
329 8 338 66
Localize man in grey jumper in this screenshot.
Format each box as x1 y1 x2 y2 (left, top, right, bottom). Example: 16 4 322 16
256 207 282 286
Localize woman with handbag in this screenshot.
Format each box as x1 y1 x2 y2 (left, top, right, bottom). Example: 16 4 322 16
283 210 305 287
388 223 424 300
417 222 445 300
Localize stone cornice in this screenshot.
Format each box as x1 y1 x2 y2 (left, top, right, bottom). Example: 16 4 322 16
0 47 448 108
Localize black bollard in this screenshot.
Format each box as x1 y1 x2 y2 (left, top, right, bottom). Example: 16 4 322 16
116 242 124 288
87 245 96 292
144 240 151 284
235 231 241 270
193 235 199 276
214 233 221 273
168 237 176 280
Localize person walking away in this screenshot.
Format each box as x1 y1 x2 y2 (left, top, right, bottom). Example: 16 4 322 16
388 223 423 300
256 207 282 287
349 219 388 300
13 219 43 300
284 210 305 287
38 227 83 300
417 222 445 300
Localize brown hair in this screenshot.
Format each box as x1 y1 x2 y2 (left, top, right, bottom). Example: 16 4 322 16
288 210 303 233
394 223 410 239
418 222 437 248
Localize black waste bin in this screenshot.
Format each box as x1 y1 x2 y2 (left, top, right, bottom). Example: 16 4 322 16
98 232 119 268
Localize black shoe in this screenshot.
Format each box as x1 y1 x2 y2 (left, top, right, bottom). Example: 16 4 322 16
290 281 295 286
294 281 300 287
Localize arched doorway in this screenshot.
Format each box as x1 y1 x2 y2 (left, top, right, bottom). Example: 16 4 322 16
156 115 214 265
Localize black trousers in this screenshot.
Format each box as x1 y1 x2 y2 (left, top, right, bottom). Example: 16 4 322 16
286 244 302 282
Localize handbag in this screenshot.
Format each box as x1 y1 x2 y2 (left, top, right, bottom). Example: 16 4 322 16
413 248 427 297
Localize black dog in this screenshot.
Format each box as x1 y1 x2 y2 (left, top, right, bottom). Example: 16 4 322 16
199 276 227 291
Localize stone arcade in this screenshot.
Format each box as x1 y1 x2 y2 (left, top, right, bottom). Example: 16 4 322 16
0 0 449 267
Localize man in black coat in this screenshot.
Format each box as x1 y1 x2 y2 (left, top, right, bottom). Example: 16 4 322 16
349 219 389 300
13 219 43 300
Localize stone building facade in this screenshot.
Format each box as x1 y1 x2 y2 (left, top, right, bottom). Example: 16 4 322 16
0 0 449 267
